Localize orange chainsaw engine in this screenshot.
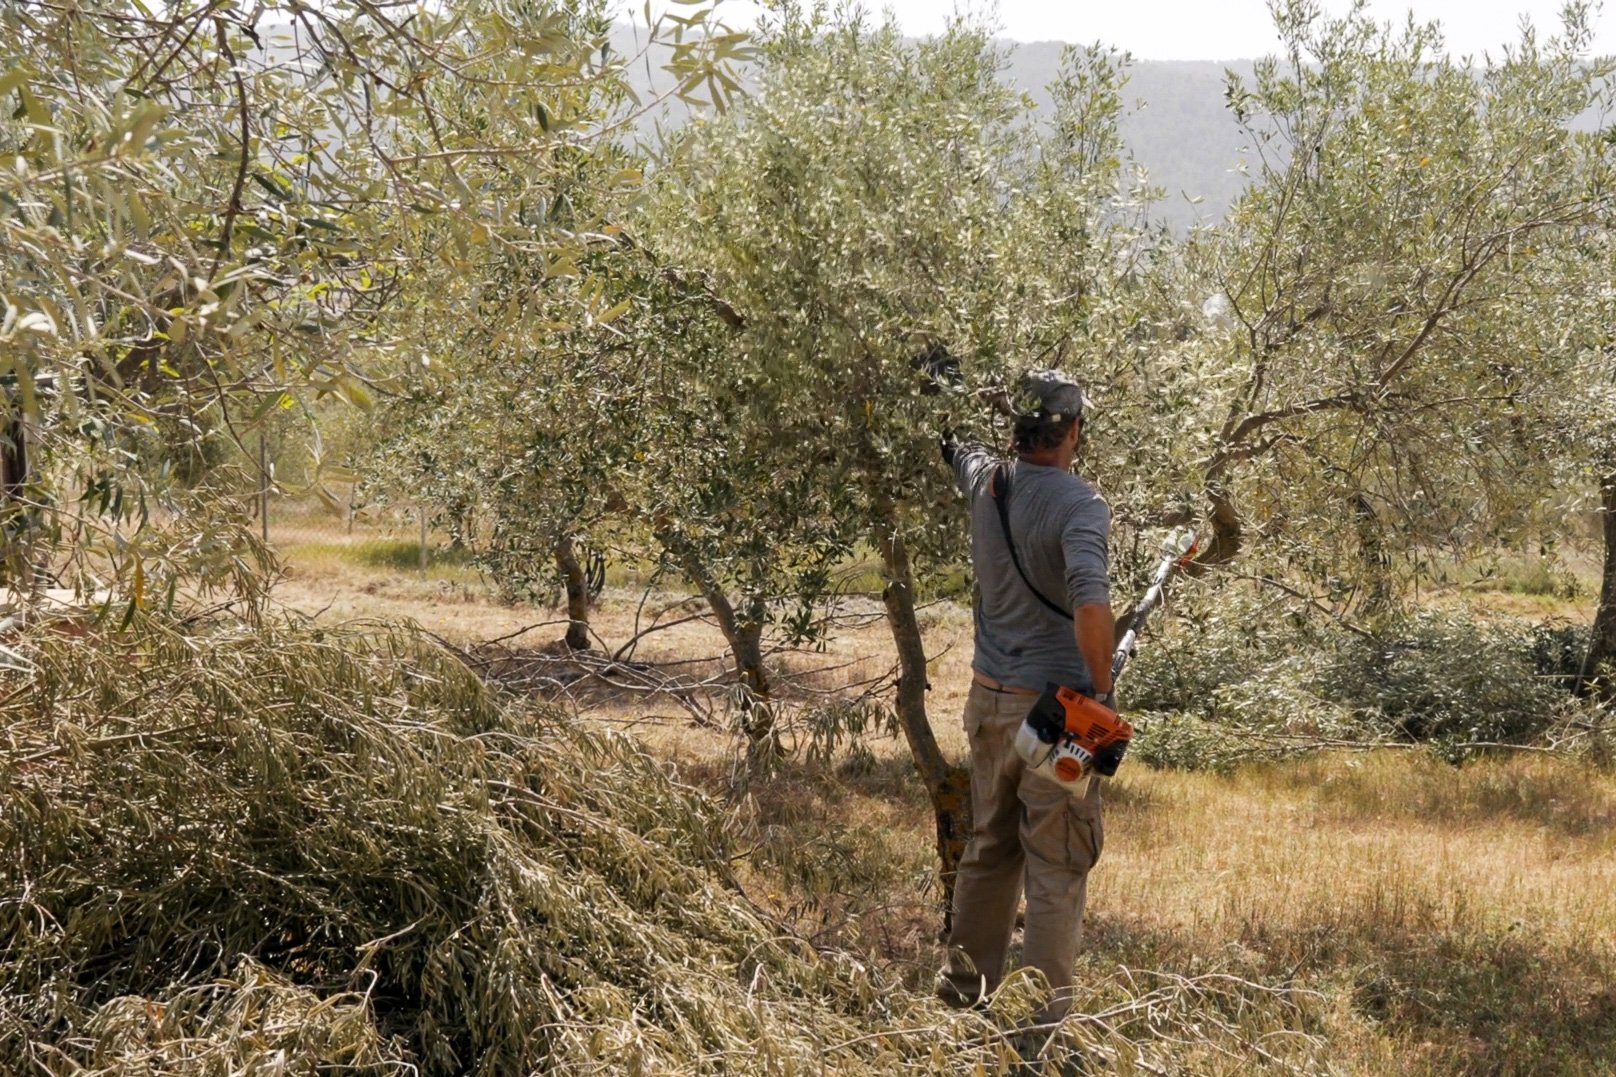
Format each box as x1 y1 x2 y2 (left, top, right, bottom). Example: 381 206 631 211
1014 683 1134 789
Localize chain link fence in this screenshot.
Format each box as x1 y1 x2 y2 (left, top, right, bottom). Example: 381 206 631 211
259 488 456 580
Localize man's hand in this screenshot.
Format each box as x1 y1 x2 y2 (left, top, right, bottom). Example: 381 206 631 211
939 429 961 466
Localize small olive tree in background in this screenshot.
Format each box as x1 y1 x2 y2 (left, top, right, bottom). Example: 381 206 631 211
585 245 860 727
374 206 869 749
360 224 637 648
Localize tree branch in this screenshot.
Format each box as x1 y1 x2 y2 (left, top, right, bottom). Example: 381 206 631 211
206 17 251 286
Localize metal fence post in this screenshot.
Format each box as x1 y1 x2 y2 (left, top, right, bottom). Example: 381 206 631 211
259 432 269 546
419 507 428 575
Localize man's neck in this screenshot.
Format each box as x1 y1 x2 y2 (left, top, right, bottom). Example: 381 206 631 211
1017 448 1071 471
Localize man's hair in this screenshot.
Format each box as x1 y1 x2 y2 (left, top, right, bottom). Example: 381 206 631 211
1012 414 1078 453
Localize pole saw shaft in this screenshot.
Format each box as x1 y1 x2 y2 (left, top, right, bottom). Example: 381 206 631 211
1109 529 1198 688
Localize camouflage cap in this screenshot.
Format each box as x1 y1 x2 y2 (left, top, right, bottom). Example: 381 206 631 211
1014 368 1092 423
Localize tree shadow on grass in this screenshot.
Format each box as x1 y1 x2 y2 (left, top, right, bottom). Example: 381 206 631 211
675 751 950 971
1081 911 1616 1076
1351 928 1616 1076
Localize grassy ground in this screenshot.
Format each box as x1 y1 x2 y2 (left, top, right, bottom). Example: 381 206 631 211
265 530 1616 1075
709 751 1616 1075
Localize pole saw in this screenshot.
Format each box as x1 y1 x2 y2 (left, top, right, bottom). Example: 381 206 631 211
1012 527 1199 791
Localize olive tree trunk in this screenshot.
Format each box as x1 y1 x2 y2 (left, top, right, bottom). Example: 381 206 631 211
1577 463 1616 700
679 550 770 701
601 487 775 746
1 412 39 595
1352 491 1393 616
652 522 775 750
554 536 593 652
874 515 971 930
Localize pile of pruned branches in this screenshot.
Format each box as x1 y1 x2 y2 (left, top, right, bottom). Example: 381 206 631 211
0 618 1329 1074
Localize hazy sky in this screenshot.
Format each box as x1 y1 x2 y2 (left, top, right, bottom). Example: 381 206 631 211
635 0 1615 60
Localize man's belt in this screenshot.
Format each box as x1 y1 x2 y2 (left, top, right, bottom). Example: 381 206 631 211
971 671 1039 696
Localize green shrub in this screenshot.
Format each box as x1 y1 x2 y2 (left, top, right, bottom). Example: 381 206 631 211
1318 612 1568 745
1124 589 1595 766
1121 591 1339 716
1129 712 1246 773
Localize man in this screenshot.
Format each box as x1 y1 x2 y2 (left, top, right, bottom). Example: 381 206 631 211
936 368 1114 1027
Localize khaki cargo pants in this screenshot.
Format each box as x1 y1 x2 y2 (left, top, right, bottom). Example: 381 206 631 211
938 682 1104 1023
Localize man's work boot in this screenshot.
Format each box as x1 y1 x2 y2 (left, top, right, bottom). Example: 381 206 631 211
935 970 989 1011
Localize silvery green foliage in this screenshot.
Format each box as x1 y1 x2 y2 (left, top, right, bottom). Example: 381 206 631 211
387 10 1154 715
1099 1 1616 610
1125 585 1603 770
627 9 1158 780
642 9 1154 563
0 0 747 605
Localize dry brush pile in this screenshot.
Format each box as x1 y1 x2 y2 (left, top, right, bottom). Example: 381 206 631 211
1 618 1329 1075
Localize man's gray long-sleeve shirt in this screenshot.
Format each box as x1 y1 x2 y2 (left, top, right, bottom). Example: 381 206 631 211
954 446 1111 694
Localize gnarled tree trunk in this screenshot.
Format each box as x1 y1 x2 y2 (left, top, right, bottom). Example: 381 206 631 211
1 410 38 595
1352 491 1392 617
1197 485 1244 568
554 536 593 652
680 560 772 748
1577 463 1616 700
874 514 971 930
651 521 775 751
602 487 775 749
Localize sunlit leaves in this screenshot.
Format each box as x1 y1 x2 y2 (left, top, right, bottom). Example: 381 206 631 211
0 0 747 605
1145 0 1616 606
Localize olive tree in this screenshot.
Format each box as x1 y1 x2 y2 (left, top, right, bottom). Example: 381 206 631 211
598 241 861 743
1119 1 1616 621
0 0 746 608
1582 429 1616 698
375 205 865 750
642 9 1148 888
1552 232 1616 698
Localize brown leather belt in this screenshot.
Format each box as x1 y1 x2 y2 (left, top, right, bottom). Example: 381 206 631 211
971 671 1039 696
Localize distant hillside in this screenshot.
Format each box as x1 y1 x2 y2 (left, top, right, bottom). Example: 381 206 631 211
612 25 1259 230
253 20 1257 229
1003 47 1258 230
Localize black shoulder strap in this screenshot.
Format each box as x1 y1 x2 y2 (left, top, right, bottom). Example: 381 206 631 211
991 463 1073 622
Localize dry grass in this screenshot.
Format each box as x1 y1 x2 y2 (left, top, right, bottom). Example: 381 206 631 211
679 747 1616 1075
1098 755 1616 1073
256 543 1616 1074
267 533 980 751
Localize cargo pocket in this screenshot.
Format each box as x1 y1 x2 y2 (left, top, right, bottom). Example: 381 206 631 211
1020 779 1101 875
1064 799 1103 872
